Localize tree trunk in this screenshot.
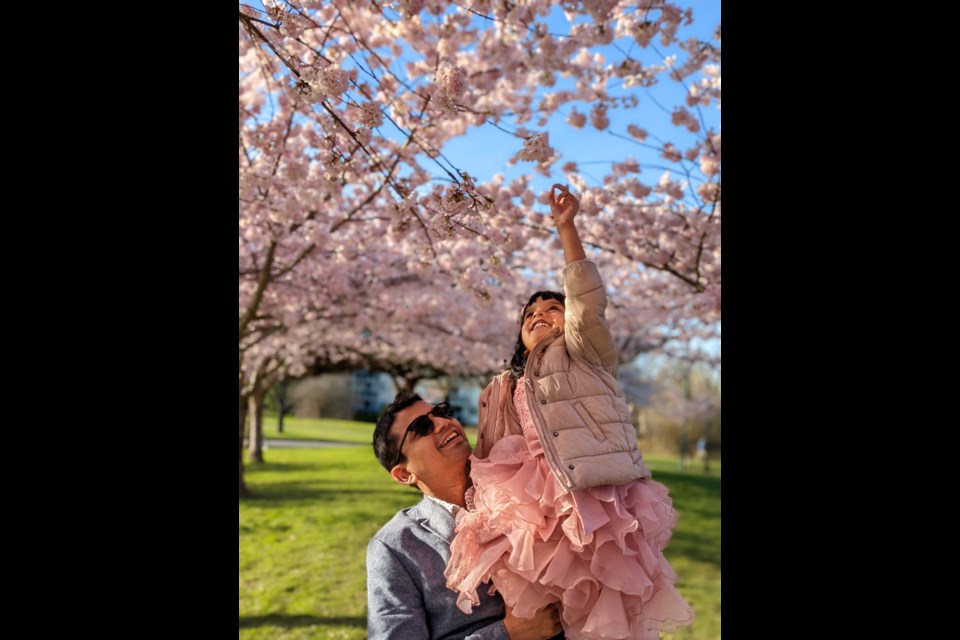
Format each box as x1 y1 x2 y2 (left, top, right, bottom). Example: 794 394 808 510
239 392 251 497
276 380 287 433
678 367 691 473
248 393 265 464
390 374 420 396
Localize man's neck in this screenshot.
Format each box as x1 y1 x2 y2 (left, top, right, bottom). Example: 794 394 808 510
421 461 472 508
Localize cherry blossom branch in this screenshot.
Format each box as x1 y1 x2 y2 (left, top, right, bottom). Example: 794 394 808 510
266 1 531 207
239 241 278 339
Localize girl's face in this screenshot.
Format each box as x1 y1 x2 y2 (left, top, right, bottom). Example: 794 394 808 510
521 296 565 352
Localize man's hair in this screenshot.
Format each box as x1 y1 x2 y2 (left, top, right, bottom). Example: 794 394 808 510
373 391 423 471
508 290 566 379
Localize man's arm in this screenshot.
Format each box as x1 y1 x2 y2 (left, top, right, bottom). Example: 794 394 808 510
367 539 434 640
367 538 520 640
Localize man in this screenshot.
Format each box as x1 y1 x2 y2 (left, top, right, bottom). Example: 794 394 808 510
368 392 562 640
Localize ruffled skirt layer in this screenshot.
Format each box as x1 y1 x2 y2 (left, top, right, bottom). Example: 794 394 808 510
445 434 693 640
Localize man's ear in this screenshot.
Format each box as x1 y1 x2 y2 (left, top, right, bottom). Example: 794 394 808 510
390 464 417 486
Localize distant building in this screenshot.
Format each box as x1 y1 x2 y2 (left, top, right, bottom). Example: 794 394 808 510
350 371 397 420
445 384 480 427
289 373 351 419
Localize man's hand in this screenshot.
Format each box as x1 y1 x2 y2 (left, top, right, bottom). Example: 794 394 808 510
548 184 579 227
503 602 563 640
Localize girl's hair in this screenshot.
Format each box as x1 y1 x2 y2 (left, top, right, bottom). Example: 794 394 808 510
508 290 566 379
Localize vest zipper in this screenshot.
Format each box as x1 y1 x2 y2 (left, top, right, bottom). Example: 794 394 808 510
524 330 573 489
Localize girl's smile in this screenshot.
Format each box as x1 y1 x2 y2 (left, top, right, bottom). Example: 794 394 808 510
521 297 565 351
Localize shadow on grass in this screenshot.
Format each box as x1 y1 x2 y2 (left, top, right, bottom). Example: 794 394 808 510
240 484 415 504
243 461 326 473
666 529 721 567
239 614 365 629
651 473 720 512
266 434 368 444
648 471 721 492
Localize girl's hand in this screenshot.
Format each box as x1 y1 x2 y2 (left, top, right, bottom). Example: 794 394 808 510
548 183 579 226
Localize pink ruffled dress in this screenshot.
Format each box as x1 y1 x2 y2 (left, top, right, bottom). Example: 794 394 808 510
445 378 693 640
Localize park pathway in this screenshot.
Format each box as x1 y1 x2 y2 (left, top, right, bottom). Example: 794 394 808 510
263 438 362 449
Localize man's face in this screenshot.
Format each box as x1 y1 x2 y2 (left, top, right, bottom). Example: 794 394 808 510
391 400 471 479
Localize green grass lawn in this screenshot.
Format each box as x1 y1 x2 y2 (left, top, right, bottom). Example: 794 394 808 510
241 420 720 639
262 415 375 444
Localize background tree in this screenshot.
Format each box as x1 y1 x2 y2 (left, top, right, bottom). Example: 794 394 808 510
636 355 720 458
268 378 292 432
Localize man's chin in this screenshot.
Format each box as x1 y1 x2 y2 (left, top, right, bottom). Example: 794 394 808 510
451 444 472 462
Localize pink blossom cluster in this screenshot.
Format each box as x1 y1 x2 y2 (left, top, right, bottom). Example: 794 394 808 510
517 132 556 164
436 61 467 102
358 101 383 128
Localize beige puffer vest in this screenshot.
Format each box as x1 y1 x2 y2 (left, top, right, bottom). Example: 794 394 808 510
475 260 649 491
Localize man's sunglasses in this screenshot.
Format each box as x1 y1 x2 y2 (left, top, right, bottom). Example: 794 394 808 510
393 402 455 467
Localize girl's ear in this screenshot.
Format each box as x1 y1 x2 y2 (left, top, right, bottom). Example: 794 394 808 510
391 464 417 486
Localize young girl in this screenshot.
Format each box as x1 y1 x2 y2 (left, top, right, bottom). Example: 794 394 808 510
444 184 694 640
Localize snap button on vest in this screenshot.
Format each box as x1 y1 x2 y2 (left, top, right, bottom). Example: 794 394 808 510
540 399 546 404
552 431 559 437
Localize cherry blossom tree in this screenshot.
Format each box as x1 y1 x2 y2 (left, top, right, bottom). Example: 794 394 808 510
238 0 721 494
